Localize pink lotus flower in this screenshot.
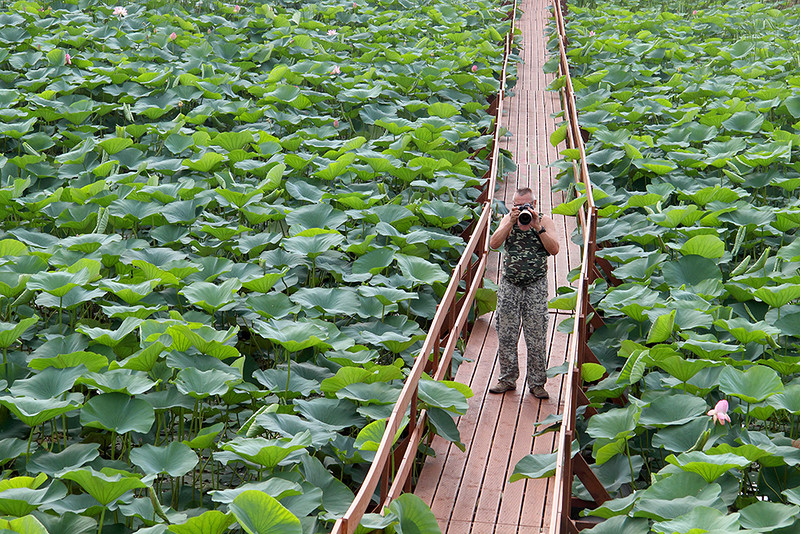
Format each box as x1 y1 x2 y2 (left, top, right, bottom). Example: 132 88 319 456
707 400 731 425
233 4 241 12
589 30 595 36
169 32 177 41
327 29 337 36
333 119 339 127
65 53 72 65
692 9 697 14
353 2 357 7
113 6 127 17
471 65 477 72
331 65 341 75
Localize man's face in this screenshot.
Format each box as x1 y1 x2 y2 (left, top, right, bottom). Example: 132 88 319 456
513 192 534 209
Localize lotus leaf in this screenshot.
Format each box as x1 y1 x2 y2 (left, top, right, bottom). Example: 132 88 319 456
61 467 147 505
130 442 198 478
718 365 784 404
229 490 302 534
80 393 154 434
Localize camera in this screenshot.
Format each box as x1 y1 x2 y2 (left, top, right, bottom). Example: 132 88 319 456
518 203 534 225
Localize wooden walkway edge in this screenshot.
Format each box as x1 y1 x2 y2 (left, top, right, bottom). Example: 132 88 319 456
413 0 578 531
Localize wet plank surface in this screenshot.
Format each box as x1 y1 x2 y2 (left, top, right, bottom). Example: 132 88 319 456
413 0 579 531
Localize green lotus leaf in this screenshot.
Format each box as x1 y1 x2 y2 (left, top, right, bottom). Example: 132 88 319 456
418 378 469 414
580 515 648 534
679 334 741 360
240 268 288 293
395 254 448 286
78 369 156 395
652 506 739 534
167 510 236 534
0 515 49 534
27 269 89 298
252 318 331 353
183 151 226 172
713 317 779 345
110 341 166 372
652 418 709 453
254 412 336 448
336 382 403 405
646 309 676 344
632 158 677 175
80 392 155 434
26 443 100 477
0 480 68 516
354 417 407 452
719 365 783 403
290 287 361 317
285 204 347 231
130 441 198 478
9 365 86 399
639 393 708 428
174 367 239 399
182 423 225 450
209 479 302 505
665 451 751 483
385 493 442 534
100 280 155 305
213 131 253 152
230 490 302 534
753 283 800 308
97 137 133 155
292 398 365 431
721 111 764 133
253 368 319 398
180 278 241 314
738 501 798 531
166 324 240 360
29 351 109 373
282 229 344 258
221 432 312 469
586 404 640 440
0 395 82 427
244 293 299 320
680 234 724 258
352 247 395 276
509 451 559 481
76 317 142 347
61 467 147 506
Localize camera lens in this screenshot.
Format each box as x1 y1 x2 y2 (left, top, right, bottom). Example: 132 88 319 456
519 209 532 225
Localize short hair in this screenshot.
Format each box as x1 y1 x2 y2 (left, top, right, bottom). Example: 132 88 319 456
515 187 534 198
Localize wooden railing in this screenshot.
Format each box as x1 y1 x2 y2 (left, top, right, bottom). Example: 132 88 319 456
331 3 518 533
547 0 615 532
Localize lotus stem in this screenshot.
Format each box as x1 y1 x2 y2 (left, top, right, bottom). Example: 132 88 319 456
98 507 106 534
27 425 35 457
625 440 636 488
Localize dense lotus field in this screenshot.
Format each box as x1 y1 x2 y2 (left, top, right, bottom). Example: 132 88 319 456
514 0 800 532
0 0 514 532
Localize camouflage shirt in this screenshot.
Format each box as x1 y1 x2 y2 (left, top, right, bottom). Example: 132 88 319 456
502 218 549 286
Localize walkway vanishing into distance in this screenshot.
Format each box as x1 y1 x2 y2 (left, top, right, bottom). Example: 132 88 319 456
414 0 579 531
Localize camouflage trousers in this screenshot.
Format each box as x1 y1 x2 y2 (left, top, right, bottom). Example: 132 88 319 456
495 275 548 388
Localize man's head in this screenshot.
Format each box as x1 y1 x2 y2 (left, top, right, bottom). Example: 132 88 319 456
512 187 536 209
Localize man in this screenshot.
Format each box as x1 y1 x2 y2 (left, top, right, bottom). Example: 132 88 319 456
488 187 559 398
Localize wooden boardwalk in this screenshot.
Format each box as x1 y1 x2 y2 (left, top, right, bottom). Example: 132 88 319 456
413 0 579 531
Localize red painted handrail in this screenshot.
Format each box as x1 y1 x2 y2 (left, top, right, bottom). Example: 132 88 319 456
547 0 600 532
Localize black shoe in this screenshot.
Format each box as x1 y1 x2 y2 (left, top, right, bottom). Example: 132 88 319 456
489 381 516 394
529 385 549 399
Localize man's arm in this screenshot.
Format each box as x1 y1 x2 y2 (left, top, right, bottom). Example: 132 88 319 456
490 209 519 249
533 215 560 256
